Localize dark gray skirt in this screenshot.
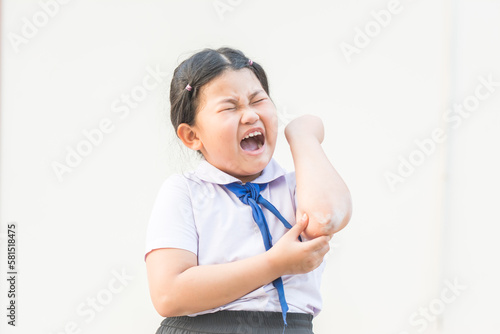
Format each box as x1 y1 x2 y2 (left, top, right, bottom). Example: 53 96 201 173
155 310 314 334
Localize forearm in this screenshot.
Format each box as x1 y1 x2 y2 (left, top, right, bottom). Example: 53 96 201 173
286 116 352 234
157 251 281 317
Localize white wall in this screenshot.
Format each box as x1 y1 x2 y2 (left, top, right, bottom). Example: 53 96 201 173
0 0 498 333
441 1 500 333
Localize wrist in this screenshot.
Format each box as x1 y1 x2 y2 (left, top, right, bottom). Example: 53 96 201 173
287 135 321 154
284 115 324 145
265 246 285 278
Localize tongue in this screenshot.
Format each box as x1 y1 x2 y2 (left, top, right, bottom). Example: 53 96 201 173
240 137 259 151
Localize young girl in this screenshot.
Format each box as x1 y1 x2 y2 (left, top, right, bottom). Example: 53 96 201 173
145 47 352 334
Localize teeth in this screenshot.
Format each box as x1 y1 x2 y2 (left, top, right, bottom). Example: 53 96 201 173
243 131 262 140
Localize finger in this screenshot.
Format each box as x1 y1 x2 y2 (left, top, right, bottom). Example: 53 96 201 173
289 213 308 239
317 241 330 257
304 235 330 252
296 211 309 225
296 212 309 240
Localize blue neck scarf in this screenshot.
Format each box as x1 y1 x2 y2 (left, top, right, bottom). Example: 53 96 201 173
224 181 300 327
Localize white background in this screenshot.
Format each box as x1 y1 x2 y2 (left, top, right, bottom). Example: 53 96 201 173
1 0 499 333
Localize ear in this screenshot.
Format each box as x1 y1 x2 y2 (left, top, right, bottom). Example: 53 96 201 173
177 123 204 151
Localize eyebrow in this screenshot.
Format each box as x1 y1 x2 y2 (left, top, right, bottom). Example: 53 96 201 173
216 90 265 105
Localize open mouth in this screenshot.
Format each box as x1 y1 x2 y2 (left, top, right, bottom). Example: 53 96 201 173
240 130 265 152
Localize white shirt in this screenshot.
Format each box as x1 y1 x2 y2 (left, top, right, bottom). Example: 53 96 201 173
145 158 325 317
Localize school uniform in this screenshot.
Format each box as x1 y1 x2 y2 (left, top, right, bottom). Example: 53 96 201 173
145 158 326 333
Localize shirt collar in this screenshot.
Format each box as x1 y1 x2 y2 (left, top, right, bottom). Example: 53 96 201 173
194 158 287 185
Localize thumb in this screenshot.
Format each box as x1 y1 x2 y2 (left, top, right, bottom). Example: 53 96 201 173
290 213 308 238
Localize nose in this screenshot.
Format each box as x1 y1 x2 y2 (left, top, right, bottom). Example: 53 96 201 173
240 107 259 124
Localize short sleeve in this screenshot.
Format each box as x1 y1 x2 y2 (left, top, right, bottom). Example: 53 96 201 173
284 171 298 213
144 174 198 260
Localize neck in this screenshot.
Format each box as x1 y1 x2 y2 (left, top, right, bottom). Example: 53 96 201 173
236 171 263 183
200 156 265 183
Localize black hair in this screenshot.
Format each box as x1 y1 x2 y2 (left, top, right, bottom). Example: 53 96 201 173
169 47 270 135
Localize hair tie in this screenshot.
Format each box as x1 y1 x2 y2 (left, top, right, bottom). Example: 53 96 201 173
248 59 253 66
185 84 192 91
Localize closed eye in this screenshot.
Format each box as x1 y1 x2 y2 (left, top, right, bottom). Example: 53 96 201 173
219 104 237 112
252 98 266 104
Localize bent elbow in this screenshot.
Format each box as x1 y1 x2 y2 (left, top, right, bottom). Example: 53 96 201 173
329 195 353 234
152 294 184 318
333 207 352 233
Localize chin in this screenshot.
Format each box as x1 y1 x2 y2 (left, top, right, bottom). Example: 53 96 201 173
243 156 271 175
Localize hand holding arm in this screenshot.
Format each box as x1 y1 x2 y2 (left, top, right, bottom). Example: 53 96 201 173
146 214 329 317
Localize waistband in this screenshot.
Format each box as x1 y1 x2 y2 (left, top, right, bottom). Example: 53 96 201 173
158 310 313 334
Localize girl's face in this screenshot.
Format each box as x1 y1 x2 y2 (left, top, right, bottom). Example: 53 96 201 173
191 68 278 183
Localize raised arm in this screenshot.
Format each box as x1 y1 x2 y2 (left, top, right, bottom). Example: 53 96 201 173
146 215 330 317
285 114 352 239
